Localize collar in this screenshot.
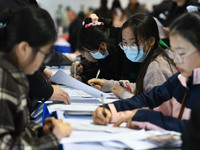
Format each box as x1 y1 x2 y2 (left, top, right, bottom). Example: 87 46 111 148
178 68 200 88
193 68 200 84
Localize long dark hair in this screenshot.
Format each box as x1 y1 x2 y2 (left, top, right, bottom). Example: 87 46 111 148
121 14 175 94
170 12 200 52
0 6 57 53
78 17 115 52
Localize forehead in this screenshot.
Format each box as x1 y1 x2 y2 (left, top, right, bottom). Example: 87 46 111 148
122 27 134 37
170 33 197 52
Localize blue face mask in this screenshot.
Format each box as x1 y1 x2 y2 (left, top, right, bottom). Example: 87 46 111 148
124 46 150 62
90 50 109 59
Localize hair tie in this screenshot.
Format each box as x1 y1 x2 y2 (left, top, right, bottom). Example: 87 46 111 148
84 13 104 28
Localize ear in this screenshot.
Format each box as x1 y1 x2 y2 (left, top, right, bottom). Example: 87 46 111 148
100 42 107 51
148 36 155 47
16 41 31 59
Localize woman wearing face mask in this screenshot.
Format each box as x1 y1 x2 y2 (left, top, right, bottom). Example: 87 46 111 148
72 14 140 82
88 14 177 99
92 12 200 133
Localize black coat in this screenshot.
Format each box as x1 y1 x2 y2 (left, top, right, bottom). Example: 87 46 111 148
182 95 200 150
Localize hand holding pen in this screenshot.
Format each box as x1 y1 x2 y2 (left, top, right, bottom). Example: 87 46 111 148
92 69 101 87
92 95 112 125
88 78 104 90
70 63 83 77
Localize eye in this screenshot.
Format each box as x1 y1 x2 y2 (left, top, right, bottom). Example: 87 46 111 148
179 53 185 56
130 42 137 46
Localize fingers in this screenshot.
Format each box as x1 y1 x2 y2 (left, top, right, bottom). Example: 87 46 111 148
112 83 124 98
52 119 73 140
94 85 101 90
88 78 104 87
70 63 83 75
113 112 135 127
113 116 126 127
61 91 71 104
88 78 98 85
93 108 106 125
50 85 71 104
93 107 111 125
43 117 56 134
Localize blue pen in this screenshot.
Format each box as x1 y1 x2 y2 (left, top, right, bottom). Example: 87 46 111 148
74 65 76 77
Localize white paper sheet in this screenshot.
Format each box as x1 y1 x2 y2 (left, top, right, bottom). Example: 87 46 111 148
47 104 99 114
50 70 109 98
57 110 181 150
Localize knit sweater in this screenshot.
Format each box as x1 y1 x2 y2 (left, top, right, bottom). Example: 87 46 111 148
102 55 177 99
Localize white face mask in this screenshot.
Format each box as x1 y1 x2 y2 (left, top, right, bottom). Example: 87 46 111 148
90 49 109 59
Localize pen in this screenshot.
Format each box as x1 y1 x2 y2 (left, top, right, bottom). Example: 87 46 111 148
101 94 107 125
92 69 100 87
74 64 76 77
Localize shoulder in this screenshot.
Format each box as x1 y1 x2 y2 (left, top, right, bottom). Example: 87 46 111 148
145 55 177 79
147 55 172 71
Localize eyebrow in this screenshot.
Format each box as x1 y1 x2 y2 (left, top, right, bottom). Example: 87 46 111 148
171 46 187 51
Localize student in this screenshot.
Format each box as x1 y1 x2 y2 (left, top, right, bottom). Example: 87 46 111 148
75 14 127 81
88 14 177 99
0 7 72 149
0 0 71 108
92 12 200 132
70 51 99 83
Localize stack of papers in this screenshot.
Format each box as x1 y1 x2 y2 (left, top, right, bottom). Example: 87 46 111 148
47 104 99 114
50 70 109 98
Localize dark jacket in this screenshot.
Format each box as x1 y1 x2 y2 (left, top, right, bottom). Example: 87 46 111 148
182 95 200 150
163 0 199 27
105 70 200 132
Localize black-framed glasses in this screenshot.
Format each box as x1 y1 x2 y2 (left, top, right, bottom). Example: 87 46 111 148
37 48 53 65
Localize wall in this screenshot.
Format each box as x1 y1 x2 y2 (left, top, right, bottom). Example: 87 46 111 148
37 0 162 20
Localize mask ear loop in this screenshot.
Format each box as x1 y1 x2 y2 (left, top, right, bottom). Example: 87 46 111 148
159 40 172 51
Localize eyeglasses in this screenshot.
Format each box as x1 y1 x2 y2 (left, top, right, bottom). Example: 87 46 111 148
84 44 102 53
166 49 197 64
119 41 147 50
37 48 52 64
118 42 138 50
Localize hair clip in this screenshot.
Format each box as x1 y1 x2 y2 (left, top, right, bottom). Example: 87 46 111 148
0 22 6 28
85 22 104 28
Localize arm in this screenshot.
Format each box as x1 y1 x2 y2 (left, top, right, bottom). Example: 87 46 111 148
143 57 177 93
0 93 59 150
108 73 179 112
27 70 53 100
131 109 186 132
144 68 172 93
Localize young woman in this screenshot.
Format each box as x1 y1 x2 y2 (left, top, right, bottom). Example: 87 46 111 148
0 7 72 149
88 14 177 99
92 12 200 133
72 14 140 82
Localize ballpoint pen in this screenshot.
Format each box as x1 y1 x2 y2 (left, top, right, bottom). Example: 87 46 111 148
92 69 100 87
74 64 76 77
101 94 107 125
